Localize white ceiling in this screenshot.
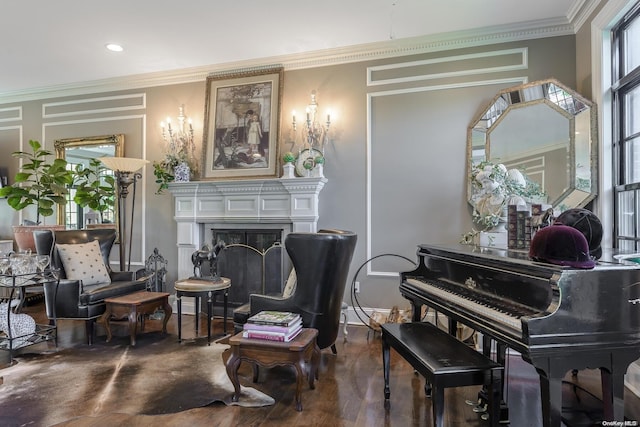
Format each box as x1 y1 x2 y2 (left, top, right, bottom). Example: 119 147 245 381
1 0 588 97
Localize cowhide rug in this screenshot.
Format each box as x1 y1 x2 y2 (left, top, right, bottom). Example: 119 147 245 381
0 335 274 426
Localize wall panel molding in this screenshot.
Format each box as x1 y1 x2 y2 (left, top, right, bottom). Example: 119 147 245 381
367 48 528 86
0 107 22 123
366 72 527 277
42 94 146 118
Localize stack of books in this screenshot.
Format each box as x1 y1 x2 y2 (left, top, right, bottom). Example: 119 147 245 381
243 310 303 342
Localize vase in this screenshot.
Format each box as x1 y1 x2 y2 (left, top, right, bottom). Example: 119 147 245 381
281 162 295 179
12 224 66 253
173 162 190 183
312 163 324 178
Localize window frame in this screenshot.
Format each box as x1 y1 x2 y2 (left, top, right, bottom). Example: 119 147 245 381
613 1 640 250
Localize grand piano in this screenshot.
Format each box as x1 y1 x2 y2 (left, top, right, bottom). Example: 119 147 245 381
400 243 640 427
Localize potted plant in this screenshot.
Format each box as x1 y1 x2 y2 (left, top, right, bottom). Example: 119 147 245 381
72 158 116 226
0 139 73 251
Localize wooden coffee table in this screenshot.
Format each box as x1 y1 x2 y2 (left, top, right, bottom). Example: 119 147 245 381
100 291 172 346
225 328 320 411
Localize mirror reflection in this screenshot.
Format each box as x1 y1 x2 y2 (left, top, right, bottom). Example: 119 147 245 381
55 135 124 229
468 78 598 212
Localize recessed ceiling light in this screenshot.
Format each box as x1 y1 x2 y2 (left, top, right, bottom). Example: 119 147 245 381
105 43 124 52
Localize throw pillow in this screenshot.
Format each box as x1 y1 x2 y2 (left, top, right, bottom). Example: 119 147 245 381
282 268 297 298
56 240 111 286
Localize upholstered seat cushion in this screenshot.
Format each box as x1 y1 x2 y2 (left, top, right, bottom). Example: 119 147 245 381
232 268 296 333
78 279 148 306
174 277 231 292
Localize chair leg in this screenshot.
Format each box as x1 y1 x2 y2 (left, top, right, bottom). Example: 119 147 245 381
85 319 95 345
341 302 349 341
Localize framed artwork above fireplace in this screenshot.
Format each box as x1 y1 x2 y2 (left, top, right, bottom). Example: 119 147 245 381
202 66 283 180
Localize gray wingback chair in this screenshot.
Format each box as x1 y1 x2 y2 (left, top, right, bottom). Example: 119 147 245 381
234 229 357 353
34 228 149 344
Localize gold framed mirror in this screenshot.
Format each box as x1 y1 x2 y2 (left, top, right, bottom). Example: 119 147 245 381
467 78 598 212
55 134 124 230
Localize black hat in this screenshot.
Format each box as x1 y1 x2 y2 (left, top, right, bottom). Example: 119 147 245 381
529 224 596 269
554 208 603 260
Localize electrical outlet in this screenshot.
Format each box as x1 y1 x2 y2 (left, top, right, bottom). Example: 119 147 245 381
354 281 360 293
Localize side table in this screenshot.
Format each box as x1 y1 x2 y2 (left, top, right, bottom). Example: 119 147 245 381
100 291 171 346
225 328 320 411
174 277 230 345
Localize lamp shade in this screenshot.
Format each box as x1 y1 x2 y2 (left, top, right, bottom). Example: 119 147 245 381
100 157 149 172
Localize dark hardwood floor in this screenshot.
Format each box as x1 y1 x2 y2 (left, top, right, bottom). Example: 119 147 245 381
3 300 640 427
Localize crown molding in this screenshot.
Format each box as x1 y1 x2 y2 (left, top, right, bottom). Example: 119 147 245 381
0 10 591 104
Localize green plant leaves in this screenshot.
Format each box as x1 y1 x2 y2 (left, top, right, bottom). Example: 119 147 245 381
1 139 74 223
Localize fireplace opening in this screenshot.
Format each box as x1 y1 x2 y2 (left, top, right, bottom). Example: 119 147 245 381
200 228 288 315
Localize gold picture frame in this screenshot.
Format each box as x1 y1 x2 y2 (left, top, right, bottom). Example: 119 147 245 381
202 66 283 180
55 134 123 237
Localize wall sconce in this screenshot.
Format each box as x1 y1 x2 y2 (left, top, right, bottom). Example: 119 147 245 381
291 91 332 177
160 105 196 181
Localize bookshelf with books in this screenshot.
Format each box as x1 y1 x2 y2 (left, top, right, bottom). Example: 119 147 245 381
243 311 303 342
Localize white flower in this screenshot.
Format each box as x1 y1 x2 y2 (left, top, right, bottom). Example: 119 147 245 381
508 169 526 187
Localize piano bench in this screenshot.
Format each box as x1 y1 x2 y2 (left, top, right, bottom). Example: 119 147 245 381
381 322 503 427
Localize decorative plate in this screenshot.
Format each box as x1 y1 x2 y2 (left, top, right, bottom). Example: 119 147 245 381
295 148 324 177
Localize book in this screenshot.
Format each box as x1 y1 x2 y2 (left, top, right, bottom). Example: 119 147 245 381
247 310 301 327
243 317 302 334
242 324 303 342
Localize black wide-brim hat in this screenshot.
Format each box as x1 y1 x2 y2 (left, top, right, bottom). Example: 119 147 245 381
554 208 603 260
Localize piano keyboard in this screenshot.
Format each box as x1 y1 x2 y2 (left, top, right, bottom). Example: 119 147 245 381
405 278 524 332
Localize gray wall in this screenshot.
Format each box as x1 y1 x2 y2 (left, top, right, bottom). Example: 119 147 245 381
0 35 576 309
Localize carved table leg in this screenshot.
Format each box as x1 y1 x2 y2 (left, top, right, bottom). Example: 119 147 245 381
161 296 172 334
101 304 113 343
293 360 305 411
225 349 242 402
128 306 138 346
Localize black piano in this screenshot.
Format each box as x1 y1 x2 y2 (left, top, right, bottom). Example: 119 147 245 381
400 243 640 427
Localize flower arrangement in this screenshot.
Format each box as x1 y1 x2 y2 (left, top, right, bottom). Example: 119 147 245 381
153 130 197 194
469 161 546 230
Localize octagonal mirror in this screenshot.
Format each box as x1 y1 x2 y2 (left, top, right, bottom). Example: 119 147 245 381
467 78 598 212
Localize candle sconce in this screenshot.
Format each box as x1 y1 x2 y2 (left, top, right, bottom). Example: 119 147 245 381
291 91 332 177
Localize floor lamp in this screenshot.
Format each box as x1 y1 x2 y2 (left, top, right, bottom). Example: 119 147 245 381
100 157 149 271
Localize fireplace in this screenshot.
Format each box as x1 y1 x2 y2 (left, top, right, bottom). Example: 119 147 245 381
213 228 286 310
168 177 326 312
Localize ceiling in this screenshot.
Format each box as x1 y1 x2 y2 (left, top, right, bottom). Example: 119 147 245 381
1 0 589 98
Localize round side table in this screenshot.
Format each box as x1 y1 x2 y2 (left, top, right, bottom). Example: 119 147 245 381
174 277 231 345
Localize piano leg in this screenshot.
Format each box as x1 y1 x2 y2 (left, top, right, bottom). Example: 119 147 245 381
537 370 563 427
411 301 421 322
600 367 625 421
447 317 457 336
475 336 510 423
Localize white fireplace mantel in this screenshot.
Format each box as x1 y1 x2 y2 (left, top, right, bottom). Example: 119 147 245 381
168 177 326 279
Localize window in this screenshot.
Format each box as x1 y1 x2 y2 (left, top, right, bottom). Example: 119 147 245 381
613 1 640 250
